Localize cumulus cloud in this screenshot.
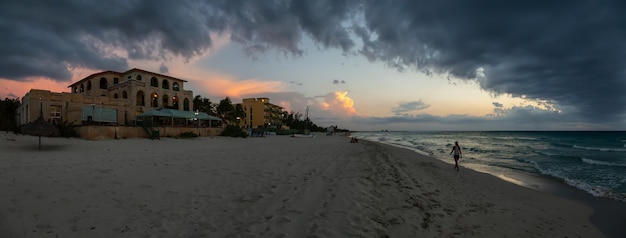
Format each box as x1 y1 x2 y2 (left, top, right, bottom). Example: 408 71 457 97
1 0 625 124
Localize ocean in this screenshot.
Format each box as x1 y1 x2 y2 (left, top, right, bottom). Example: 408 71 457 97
352 131 626 202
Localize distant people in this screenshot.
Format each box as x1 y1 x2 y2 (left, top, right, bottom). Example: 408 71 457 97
350 137 359 143
450 141 462 171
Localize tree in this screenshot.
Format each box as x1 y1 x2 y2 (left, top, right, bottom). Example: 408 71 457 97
233 104 245 125
193 95 216 116
0 97 21 132
216 97 234 124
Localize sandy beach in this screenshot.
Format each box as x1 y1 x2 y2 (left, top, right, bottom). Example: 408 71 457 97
0 132 621 237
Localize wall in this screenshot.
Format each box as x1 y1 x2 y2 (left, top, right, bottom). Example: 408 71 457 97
74 126 224 140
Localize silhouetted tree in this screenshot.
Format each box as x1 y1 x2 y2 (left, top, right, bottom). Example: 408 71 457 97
0 98 20 132
193 95 217 116
216 97 234 124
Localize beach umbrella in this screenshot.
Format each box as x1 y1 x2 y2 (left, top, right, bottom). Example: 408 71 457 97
20 102 60 150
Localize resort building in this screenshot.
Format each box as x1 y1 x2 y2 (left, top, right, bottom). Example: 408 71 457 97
235 98 284 129
16 68 222 139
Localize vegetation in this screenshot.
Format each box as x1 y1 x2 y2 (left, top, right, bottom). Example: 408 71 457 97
280 111 326 132
220 125 248 138
194 95 349 136
178 131 199 138
192 95 217 116
56 122 78 138
0 98 20 133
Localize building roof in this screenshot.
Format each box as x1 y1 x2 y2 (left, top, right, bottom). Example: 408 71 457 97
68 68 187 88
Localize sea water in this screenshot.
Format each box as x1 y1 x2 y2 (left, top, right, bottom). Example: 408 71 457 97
352 131 626 202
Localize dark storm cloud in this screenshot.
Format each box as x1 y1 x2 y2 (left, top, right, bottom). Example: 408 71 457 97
352 106 618 130
2 0 625 124
159 63 169 74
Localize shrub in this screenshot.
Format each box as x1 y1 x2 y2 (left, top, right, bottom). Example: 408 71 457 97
179 132 198 138
220 125 248 138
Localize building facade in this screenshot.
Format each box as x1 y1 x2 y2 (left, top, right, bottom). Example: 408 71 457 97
15 68 221 139
17 68 194 126
235 98 284 129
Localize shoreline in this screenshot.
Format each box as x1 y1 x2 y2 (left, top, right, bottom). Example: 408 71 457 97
1 133 620 237
362 138 626 237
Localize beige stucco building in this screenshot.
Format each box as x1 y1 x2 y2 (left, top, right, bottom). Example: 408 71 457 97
17 68 222 139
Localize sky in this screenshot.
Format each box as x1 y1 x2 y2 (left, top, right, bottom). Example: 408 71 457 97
1 0 625 131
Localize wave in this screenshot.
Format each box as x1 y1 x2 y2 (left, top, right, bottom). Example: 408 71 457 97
537 168 623 201
534 150 562 157
573 145 626 152
581 158 626 167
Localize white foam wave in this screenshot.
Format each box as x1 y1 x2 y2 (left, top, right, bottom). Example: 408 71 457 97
572 145 626 152
538 168 616 199
581 158 626 167
562 178 613 198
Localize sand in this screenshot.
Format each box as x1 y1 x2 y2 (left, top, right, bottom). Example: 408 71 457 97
0 131 616 237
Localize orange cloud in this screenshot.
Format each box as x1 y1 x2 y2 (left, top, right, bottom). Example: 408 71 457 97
322 91 358 116
194 74 285 100
0 77 70 99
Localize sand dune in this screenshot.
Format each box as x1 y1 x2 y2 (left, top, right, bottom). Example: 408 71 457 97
0 132 608 237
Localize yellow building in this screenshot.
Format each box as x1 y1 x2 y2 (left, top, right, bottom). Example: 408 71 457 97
235 97 284 129
16 68 223 139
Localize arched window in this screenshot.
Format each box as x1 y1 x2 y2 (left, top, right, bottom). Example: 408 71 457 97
136 75 142 81
73 86 78 93
173 82 179 91
162 95 169 108
151 77 158 87
122 91 128 99
113 93 119 99
99 77 107 89
172 96 179 110
136 91 145 106
80 84 84 93
183 98 190 111
87 81 92 90
162 79 169 89
151 93 158 107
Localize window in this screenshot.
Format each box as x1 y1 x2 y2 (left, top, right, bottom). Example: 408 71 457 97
151 93 158 107
99 77 107 89
162 95 169 108
183 98 189 111
172 96 179 109
80 84 84 93
113 77 119 84
113 93 119 99
162 79 169 89
136 75 142 81
73 86 78 93
136 91 145 106
122 91 128 99
173 82 179 91
87 81 92 90
50 105 62 124
151 77 158 87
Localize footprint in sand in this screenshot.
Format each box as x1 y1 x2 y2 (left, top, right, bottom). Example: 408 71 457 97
138 184 153 189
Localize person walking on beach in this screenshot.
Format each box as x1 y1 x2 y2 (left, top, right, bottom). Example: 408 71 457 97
450 141 462 171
